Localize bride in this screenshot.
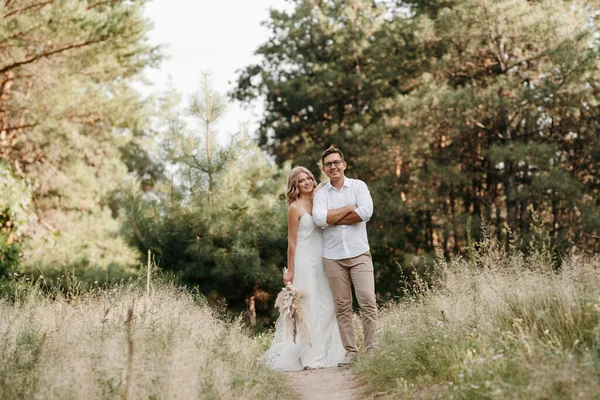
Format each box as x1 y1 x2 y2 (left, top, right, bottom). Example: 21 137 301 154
261 166 345 371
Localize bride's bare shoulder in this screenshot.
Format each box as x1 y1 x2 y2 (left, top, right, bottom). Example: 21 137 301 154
288 201 305 219
288 201 301 212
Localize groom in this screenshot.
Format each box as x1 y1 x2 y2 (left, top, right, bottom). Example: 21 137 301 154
312 147 379 365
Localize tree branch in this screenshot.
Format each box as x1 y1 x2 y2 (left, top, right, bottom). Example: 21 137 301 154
0 37 108 75
0 23 44 46
2 122 38 133
422 153 506 183
87 0 116 10
3 1 54 18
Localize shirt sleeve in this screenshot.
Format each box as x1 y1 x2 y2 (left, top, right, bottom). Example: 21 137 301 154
312 188 329 228
353 180 373 222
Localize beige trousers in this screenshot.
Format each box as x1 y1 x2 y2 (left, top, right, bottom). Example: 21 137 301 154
323 251 379 354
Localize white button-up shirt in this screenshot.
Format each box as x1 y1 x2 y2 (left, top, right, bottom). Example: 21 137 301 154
312 177 373 260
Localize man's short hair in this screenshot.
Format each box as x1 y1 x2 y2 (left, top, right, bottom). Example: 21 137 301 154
321 146 345 164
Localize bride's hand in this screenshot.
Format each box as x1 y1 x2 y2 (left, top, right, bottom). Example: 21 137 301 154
283 270 294 286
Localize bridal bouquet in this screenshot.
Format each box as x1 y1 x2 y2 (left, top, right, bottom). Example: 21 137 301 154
274 271 311 346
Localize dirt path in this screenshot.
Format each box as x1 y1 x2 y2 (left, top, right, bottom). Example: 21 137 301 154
284 366 365 400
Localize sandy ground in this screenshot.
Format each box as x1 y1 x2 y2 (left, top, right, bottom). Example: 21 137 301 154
284 366 365 400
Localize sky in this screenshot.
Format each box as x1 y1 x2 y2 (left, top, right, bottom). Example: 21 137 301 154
141 0 293 139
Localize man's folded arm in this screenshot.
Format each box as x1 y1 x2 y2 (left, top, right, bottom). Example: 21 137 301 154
335 211 363 225
336 181 373 225
313 187 357 226
326 206 356 225
354 180 373 222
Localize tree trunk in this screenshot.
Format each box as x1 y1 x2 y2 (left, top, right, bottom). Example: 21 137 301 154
450 187 460 253
245 296 256 326
505 160 518 234
552 193 559 245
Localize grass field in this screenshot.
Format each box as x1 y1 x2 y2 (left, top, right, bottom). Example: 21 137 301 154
0 280 288 399
356 234 600 399
2 231 599 399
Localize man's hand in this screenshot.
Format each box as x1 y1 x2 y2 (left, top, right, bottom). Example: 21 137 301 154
335 208 363 225
326 205 357 226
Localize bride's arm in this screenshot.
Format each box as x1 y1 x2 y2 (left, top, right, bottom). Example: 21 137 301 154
284 204 301 285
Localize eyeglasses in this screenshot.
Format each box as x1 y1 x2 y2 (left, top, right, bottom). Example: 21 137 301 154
323 160 343 169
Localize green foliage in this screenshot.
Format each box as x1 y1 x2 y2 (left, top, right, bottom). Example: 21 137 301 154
124 78 289 319
233 0 390 170
235 0 600 301
0 163 33 233
0 162 33 274
378 0 600 250
0 1 164 278
0 324 45 399
21 207 140 280
124 146 289 317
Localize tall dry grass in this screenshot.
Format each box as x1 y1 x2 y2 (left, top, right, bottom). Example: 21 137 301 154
356 229 600 399
0 280 288 399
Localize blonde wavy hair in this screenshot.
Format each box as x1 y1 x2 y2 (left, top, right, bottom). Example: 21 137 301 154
286 166 317 206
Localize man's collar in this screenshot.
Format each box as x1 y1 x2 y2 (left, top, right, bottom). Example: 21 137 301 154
327 177 351 190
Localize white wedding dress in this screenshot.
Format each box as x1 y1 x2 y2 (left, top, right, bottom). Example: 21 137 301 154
262 211 345 371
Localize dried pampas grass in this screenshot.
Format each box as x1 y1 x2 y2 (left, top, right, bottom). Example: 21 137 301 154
274 274 311 346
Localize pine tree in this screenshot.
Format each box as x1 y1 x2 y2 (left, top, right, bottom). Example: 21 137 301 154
0 0 163 278
382 0 600 251
124 78 289 318
233 0 389 174
236 0 600 297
